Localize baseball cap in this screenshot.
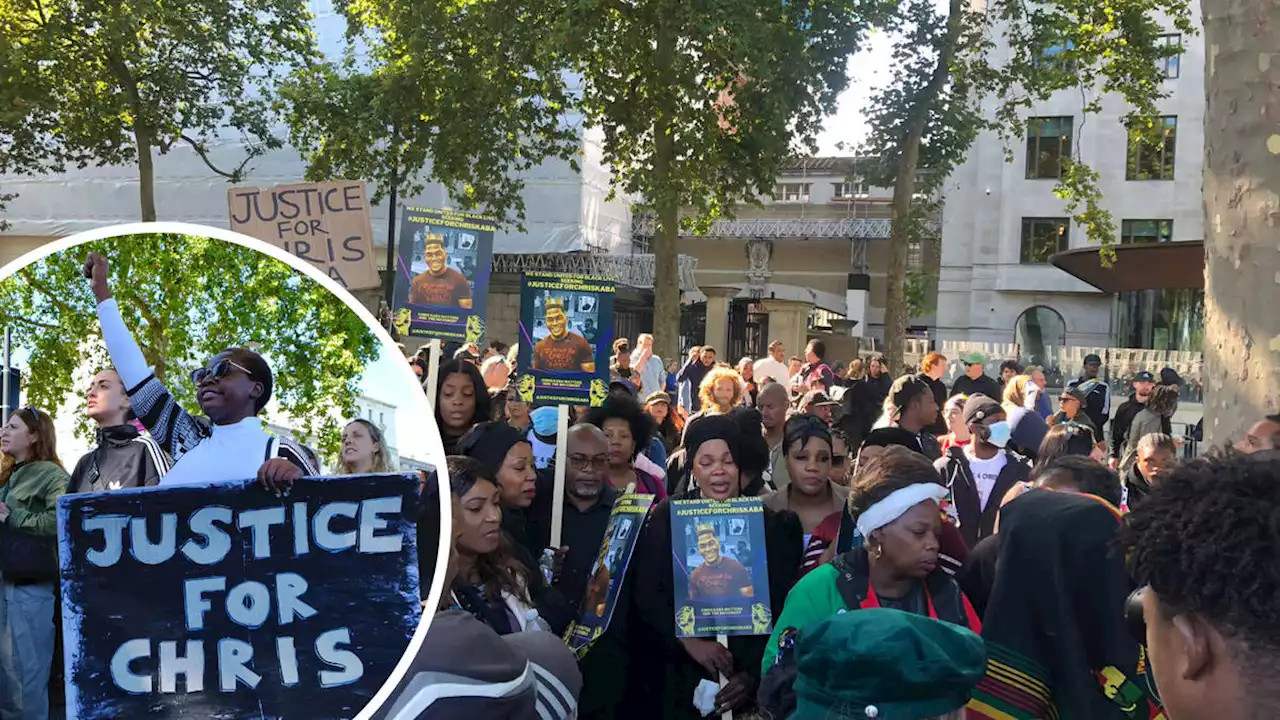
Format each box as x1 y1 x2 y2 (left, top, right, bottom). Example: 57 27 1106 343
1159 367 1184 387
961 394 1002 425
609 378 638 396
1132 370 1155 384
802 390 839 408
372 611 581 719
960 352 986 366
1083 353 1102 365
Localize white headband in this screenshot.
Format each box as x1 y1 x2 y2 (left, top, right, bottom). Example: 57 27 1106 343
856 483 949 537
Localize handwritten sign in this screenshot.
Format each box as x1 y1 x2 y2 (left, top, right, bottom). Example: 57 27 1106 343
57 474 424 719
228 181 380 290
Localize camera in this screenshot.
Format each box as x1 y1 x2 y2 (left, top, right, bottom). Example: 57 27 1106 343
1126 586 1148 644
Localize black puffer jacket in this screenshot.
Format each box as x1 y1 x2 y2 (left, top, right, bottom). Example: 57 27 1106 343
69 424 170 494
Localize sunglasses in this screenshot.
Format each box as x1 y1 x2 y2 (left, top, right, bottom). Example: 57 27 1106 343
191 357 255 385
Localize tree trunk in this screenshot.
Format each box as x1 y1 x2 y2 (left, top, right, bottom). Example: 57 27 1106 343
650 18 681 364
136 126 157 222
1199 0 1280 446
884 145 921 377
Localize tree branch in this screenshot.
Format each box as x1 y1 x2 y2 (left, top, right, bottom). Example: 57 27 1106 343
180 134 251 180
0 314 63 332
24 275 77 319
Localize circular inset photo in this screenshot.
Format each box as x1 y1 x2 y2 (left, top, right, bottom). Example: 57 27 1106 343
0 225 448 720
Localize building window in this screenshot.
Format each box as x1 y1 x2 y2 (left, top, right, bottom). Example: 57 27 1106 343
1035 40 1075 71
1126 116 1177 180
1020 217 1070 264
1120 219 1173 244
832 181 868 199
1025 116 1073 179
1157 34 1181 78
1015 305 1067 381
776 183 811 202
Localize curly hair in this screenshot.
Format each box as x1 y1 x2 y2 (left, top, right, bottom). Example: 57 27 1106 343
1146 384 1180 417
847 445 944 518
1122 453 1280 658
445 456 532 605
583 393 655 461
698 365 745 413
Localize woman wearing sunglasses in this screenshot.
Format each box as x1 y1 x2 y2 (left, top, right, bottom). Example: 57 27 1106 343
84 253 315 490
0 406 68 719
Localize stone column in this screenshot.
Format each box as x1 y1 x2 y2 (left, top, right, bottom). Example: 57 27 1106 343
702 286 740 355
761 298 814 360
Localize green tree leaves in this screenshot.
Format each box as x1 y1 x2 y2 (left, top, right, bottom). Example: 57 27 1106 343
0 235 380 458
0 0 319 220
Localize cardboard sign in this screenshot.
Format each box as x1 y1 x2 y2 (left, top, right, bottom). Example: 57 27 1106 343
670 497 773 638
228 181 380 290
564 493 653 657
391 206 496 344
514 272 615 407
57 474 424 719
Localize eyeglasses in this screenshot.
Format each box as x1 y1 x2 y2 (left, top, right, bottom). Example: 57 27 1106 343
191 357 255 385
568 454 609 471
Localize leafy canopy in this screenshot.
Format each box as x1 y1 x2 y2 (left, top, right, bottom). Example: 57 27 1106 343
280 0 581 223
0 235 381 458
0 0 318 207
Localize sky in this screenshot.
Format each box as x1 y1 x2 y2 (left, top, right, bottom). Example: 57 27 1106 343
814 38 893 155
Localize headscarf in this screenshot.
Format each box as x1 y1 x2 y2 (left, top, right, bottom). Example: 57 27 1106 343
968 489 1155 720
682 414 743 469
457 421 529 480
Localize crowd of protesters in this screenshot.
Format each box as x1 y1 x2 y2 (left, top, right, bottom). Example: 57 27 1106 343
403 329 1280 719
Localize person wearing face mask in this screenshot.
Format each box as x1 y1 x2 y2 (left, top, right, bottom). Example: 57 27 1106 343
934 395 1030 548
762 446 980 682
629 414 803 719
338 419 395 474
436 359 492 455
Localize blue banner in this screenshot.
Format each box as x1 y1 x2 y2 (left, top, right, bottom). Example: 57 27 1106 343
670 497 773 638
515 272 615 407
57 474 424 720
393 206 496 344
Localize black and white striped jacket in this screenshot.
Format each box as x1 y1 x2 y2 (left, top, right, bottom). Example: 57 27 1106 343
69 424 172 494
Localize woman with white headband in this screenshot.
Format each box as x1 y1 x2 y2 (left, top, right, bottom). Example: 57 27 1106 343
761 445 981 678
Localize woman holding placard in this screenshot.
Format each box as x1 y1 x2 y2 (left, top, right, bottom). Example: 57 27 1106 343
435 359 492 455
0 406 69 720
629 414 802 718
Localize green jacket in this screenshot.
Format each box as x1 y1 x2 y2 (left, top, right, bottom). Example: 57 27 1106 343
0 461 69 537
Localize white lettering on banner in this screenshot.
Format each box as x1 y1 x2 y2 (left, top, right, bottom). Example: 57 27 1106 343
184 576 227 631
218 639 262 691
110 639 152 693
315 628 364 688
159 640 205 693
81 497 405 568
277 637 301 686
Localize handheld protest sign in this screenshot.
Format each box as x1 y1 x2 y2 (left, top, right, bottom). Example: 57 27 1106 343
564 492 654 657
670 497 773 639
58 474 423 719
227 180 380 290
391 206 495 344
549 404 571 548
514 272 614 408
423 339 443 412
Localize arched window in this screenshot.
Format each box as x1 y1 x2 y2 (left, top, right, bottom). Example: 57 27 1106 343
1015 306 1066 373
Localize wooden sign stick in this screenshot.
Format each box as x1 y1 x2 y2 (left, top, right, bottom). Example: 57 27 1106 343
718 633 733 720
424 339 443 411
549 404 571 548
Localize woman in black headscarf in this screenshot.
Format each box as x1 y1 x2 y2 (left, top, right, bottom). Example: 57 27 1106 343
627 414 804 719
457 422 574 635
967 488 1156 719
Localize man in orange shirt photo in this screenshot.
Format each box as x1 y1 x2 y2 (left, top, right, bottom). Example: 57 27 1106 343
408 233 473 308
532 297 596 372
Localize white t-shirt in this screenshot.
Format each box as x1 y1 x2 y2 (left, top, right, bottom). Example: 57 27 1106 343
754 358 791 386
964 448 1008 510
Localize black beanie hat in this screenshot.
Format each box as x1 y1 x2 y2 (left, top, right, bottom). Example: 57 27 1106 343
683 414 743 468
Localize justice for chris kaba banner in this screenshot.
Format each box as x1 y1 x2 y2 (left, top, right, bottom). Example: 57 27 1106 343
57 474 424 720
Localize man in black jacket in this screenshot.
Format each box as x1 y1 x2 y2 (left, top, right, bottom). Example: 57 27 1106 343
1109 370 1155 465
677 346 716 412
1067 353 1111 434
949 354 1002 400
934 395 1030 548
69 369 171 493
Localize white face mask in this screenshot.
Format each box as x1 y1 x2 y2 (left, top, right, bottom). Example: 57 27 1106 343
985 421 1011 448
